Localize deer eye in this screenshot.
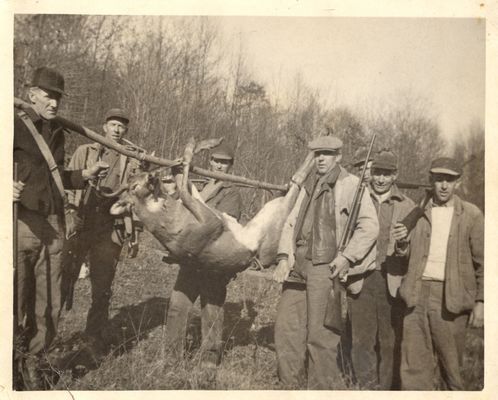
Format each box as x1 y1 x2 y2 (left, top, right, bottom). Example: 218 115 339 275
130 183 139 192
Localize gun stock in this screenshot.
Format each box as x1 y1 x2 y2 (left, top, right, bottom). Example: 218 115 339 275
324 133 376 333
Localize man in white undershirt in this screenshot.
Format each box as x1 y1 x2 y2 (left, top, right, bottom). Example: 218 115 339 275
392 157 484 390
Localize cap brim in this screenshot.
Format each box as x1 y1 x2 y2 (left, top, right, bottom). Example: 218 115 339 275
371 163 397 171
211 154 233 160
430 167 461 176
309 147 341 152
106 116 130 123
37 84 66 95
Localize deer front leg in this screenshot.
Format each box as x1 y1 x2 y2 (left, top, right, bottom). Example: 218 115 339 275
182 137 196 192
290 151 315 188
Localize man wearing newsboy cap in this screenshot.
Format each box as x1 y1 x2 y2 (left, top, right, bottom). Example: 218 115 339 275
164 143 243 369
348 149 415 389
64 108 143 355
13 67 109 389
273 136 378 389
393 157 484 390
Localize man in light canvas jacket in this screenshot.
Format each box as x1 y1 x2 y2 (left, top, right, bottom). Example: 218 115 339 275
272 136 378 389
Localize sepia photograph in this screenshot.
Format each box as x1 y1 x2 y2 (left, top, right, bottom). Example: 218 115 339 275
3 0 496 396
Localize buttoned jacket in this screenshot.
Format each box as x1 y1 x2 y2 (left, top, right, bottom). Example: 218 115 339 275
369 185 416 297
398 195 484 313
278 165 379 293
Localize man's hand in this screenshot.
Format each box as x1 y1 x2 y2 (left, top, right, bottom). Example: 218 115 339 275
82 161 109 181
13 180 25 202
329 254 351 281
392 222 408 242
468 301 484 328
273 259 291 283
65 210 83 238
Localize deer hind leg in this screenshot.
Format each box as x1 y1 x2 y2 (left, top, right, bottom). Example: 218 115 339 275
176 185 225 256
175 138 225 250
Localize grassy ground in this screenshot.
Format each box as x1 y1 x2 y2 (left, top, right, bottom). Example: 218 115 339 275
46 232 483 390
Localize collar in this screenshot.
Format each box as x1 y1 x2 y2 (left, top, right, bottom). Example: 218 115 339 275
23 105 42 124
425 194 463 215
370 184 405 203
315 164 341 187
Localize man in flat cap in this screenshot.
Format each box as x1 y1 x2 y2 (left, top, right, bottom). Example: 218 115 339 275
393 157 484 390
350 146 373 183
272 136 379 389
164 143 242 368
13 67 108 389
348 149 415 389
63 108 142 352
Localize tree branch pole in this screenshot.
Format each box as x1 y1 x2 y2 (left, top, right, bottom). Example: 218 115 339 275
14 97 288 193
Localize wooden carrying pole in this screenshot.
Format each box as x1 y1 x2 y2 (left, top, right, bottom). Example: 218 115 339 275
14 97 288 193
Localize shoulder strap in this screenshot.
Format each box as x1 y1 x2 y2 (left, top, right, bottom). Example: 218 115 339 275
17 110 67 204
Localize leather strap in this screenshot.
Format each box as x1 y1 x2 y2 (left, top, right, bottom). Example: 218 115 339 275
17 110 67 205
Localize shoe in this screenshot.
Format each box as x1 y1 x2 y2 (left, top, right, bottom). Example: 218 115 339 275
20 356 45 390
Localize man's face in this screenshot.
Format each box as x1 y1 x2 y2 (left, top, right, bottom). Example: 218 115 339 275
103 118 128 143
430 173 460 205
314 150 341 175
354 160 372 182
29 87 61 120
371 167 397 195
210 157 232 174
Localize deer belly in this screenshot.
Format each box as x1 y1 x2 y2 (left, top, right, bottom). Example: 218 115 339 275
198 231 254 273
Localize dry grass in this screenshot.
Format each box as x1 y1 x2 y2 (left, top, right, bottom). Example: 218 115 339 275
43 232 484 390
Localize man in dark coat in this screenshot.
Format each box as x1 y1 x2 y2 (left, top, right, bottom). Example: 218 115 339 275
163 144 242 367
13 67 108 389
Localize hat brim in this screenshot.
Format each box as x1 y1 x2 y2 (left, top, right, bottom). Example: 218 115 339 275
36 84 66 95
309 147 341 152
106 116 130 124
371 163 397 171
211 154 233 160
430 167 461 176
352 159 373 167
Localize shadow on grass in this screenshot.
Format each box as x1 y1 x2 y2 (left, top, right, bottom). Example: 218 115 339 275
55 296 169 374
182 300 258 354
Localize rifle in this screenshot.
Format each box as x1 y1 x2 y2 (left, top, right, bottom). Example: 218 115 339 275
61 145 105 311
323 133 377 333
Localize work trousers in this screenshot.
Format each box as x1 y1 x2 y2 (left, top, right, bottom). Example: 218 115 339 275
16 207 64 355
400 280 468 390
67 217 122 338
164 266 231 365
349 270 404 389
274 258 343 389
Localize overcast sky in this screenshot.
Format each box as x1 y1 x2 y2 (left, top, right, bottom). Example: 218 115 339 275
217 17 485 141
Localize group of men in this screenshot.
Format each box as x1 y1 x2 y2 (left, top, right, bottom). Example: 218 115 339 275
12 65 243 389
272 137 484 390
13 66 484 391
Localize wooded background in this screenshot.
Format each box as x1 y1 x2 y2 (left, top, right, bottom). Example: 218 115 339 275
14 15 485 214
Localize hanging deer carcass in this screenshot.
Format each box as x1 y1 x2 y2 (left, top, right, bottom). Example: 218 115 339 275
109 140 314 274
